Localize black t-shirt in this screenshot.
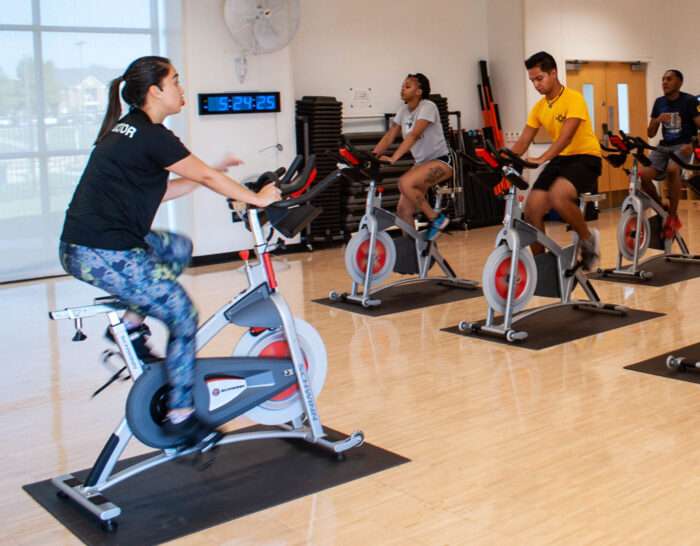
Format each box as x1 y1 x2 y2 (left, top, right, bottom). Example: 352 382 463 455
61 108 190 250
650 91 700 146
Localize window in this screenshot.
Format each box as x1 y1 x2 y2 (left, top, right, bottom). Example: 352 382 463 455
0 0 180 282
582 83 595 136
617 83 630 134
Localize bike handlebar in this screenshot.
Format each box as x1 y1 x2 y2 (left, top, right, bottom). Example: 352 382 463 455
493 142 539 170
244 154 317 198
327 138 393 184
279 155 304 186
462 140 534 192
603 132 700 171
666 149 700 171
227 154 335 213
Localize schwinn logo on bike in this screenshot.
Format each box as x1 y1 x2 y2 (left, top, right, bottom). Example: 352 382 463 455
206 377 246 411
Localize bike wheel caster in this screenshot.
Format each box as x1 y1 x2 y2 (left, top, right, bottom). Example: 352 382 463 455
328 291 341 302
335 452 346 461
350 430 365 447
102 519 118 532
56 490 68 499
505 330 527 342
458 321 471 333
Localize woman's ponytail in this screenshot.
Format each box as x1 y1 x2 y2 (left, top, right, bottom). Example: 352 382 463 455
94 75 124 144
93 56 171 145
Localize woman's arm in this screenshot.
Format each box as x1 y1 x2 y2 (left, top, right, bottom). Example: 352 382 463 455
165 153 280 206
162 178 199 201
161 153 246 202
373 124 401 156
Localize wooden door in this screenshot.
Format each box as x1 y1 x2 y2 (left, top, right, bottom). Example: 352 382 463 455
566 62 648 204
604 63 648 191
566 63 610 191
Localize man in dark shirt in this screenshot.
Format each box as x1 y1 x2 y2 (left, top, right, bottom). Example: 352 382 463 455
639 69 700 236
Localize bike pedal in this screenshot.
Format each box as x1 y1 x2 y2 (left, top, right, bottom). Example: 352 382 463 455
91 365 128 398
565 260 583 277
100 349 123 364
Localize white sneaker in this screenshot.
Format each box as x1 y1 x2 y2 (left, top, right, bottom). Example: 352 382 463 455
580 228 600 271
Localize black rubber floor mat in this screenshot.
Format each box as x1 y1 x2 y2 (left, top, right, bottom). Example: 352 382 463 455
589 255 700 287
23 426 409 546
314 281 481 317
624 342 700 384
442 305 664 350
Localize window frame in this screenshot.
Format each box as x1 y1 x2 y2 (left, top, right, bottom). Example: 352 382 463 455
0 0 165 282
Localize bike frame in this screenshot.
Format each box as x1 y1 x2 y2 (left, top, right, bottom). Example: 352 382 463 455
49 205 363 526
603 153 697 279
476 185 618 340
334 174 477 308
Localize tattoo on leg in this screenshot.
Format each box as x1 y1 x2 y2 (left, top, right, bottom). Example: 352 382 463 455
424 166 445 186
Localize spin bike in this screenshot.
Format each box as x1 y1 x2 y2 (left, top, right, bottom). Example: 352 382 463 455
598 132 700 280
48 155 364 530
666 354 700 372
328 140 478 308
458 143 628 342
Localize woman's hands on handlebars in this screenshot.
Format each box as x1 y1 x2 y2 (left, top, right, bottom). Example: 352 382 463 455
254 182 282 207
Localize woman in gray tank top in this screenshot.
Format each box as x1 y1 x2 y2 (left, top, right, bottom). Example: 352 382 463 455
373 73 453 241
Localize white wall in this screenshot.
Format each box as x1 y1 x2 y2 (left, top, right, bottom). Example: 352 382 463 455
522 0 700 128
177 0 700 258
654 0 700 96
179 0 297 257
486 0 527 138
291 0 490 133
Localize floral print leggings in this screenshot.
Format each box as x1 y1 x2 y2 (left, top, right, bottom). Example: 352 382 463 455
59 230 198 410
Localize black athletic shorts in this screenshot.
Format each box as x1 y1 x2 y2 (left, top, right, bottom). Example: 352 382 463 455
532 154 602 195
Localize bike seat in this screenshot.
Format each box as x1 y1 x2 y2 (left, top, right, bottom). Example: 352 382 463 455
434 184 454 195
579 193 605 203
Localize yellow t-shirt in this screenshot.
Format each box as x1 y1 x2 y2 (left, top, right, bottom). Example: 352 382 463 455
526 87 601 157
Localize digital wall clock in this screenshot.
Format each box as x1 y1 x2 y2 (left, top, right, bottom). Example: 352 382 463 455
198 92 281 115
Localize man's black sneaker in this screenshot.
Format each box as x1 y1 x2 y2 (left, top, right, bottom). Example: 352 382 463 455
104 323 160 362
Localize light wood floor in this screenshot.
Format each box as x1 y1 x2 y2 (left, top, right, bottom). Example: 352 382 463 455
4 202 700 544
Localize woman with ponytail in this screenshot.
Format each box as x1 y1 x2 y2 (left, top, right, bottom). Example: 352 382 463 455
59 56 280 447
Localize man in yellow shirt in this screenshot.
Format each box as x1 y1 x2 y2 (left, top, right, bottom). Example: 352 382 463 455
510 51 602 271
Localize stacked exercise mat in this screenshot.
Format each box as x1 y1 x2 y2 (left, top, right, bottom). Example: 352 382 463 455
428 93 452 142
295 96 344 243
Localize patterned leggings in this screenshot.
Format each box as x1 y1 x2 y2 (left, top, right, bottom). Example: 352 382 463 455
59 231 198 410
